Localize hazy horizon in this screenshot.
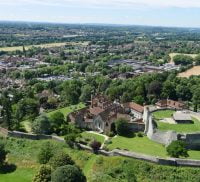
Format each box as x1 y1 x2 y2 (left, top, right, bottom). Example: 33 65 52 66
0 0 200 28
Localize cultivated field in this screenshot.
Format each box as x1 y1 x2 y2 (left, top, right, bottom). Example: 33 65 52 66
0 42 89 52
178 66 200 78
169 53 198 64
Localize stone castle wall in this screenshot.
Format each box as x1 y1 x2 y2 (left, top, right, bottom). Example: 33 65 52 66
144 106 200 148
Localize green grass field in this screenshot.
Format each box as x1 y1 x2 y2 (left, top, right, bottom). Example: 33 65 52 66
81 132 105 144
0 138 93 182
169 53 198 64
107 135 200 160
153 110 200 133
156 117 200 133
107 135 167 158
46 103 85 117
0 42 89 52
22 103 85 132
1 137 200 181
153 110 175 120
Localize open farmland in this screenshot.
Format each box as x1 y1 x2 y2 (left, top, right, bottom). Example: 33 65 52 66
178 66 200 78
169 53 198 64
0 41 89 52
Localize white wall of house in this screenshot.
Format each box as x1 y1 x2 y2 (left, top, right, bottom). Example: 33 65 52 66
131 110 143 119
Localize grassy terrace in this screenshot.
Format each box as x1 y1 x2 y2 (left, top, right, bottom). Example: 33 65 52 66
153 110 200 133
156 117 200 133
0 138 93 182
107 135 200 160
1 137 200 181
153 110 175 120
46 103 85 117
22 103 85 133
108 136 167 158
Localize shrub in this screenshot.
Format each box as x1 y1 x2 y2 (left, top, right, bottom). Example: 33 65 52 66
137 132 144 137
49 151 74 169
37 141 54 164
166 141 189 158
90 140 101 153
51 165 86 182
33 165 51 182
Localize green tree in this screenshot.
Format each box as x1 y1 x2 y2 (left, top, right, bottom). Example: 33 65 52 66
80 85 93 102
173 55 193 65
51 165 86 182
61 80 82 105
37 142 54 164
49 152 74 169
50 112 66 134
166 141 188 158
33 165 51 182
32 114 51 135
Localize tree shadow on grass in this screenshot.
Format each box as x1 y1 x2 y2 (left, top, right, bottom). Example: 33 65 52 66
0 163 17 174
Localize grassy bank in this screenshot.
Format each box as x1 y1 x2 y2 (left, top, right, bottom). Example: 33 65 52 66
1 137 200 182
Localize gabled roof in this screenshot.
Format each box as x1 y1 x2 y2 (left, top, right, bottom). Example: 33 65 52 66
123 102 144 113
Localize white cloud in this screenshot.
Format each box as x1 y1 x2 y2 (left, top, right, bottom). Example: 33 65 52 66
1 0 200 9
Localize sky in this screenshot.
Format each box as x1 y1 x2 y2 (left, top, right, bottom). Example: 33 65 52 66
0 0 200 27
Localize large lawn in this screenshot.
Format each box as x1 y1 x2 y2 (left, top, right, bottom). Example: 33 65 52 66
46 103 85 117
0 138 93 182
153 110 200 133
0 168 36 182
22 103 85 132
107 135 200 160
107 135 167 158
156 117 200 133
153 110 175 120
1 137 200 181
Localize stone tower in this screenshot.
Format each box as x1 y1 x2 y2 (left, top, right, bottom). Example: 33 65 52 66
143 106 154 137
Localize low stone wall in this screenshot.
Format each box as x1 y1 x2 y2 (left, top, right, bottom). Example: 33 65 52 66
77 144 200 167
2 126 200 167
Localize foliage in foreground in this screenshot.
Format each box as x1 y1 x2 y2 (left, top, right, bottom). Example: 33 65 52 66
51 165 86 182
2 138 200 182
33 165 51 182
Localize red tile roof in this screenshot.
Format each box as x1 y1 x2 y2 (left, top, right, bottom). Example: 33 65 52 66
123 102 144 113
